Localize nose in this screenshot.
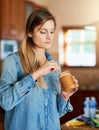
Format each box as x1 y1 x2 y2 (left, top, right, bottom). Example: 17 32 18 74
46 32 51 40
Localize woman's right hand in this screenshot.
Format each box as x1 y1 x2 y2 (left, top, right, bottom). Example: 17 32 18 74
32 61 60 80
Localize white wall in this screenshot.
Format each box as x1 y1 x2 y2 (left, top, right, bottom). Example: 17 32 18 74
29 0 99 25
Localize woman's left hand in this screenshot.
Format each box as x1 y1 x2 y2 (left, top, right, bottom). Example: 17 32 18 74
61 76 79 101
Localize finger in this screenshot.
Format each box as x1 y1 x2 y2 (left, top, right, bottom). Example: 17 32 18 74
50 64 60 72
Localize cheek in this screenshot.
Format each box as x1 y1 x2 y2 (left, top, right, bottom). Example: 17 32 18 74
32 35 43 44
37 37 45 45
51 34 55 40
51 35 54 42
33 36 46 48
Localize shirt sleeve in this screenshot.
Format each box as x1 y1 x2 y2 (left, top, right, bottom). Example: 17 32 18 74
0 55 36 111
57 95 73 117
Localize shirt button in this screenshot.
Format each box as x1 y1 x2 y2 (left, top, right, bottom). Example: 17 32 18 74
46 108 48 112
27 82 31 86
45 101 48 106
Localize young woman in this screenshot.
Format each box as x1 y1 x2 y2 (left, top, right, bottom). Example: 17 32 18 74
0 9 79 130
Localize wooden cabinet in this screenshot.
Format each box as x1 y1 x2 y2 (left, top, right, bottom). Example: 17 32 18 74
0 0 25 41
0 0 47 41
0 107 4 130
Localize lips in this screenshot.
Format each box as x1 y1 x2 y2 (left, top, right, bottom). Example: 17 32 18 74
45 41 51 44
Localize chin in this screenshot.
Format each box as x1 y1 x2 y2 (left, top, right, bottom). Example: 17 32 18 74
45 46 52 50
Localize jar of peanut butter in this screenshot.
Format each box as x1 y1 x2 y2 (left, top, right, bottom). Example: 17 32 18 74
59 71 76 92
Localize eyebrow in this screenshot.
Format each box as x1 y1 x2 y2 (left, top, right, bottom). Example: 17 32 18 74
40 28 55 31
33 26 55 33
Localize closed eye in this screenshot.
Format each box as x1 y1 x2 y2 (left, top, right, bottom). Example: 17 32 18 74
40 31 46 34
50 31 55 34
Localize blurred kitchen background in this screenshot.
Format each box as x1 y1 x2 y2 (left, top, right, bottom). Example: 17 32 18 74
0 0 99 129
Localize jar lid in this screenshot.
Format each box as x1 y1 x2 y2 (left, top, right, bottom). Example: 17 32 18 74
59 71 71 78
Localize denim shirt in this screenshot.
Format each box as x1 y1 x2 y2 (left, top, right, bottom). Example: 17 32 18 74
0 51 73 130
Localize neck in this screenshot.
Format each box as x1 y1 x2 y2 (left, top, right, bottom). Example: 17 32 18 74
35 49 46 65
35 47 45 55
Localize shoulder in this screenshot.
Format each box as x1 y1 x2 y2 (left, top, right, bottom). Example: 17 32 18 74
1 52 19 79
2 51 20 69
4 51 19 61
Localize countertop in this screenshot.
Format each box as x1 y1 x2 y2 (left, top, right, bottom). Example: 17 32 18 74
61 125 99 130
61 114 99 130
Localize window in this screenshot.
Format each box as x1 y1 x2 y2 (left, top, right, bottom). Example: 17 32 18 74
59 26 97 67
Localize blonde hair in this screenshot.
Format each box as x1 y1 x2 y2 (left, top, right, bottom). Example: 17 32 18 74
19 9 56 88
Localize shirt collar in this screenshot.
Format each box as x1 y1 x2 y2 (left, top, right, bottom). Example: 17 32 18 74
45 51 52 61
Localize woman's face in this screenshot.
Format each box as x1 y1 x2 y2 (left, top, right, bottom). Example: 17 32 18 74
31 20 55 50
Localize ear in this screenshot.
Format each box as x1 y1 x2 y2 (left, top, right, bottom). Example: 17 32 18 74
28 32 32 38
